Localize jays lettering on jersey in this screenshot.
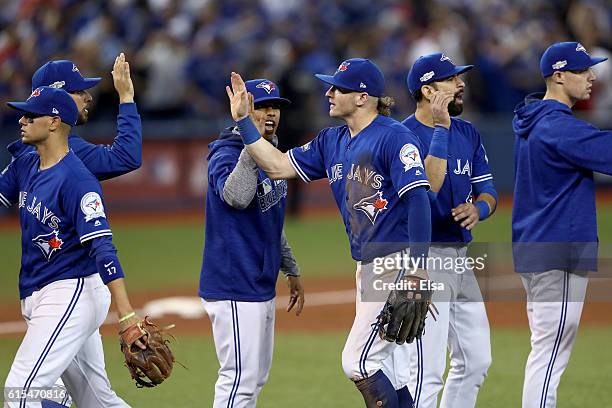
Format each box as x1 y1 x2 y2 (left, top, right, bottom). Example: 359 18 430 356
288 115 430 261
0 151 112 298
402 115 493 243
200 128 287 302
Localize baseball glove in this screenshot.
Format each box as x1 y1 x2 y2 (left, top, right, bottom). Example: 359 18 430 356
119 316 175 388
377 277 433 345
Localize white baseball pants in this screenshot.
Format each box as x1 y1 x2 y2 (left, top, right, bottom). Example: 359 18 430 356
520 270 588 408
201 298 275 408
4 274 128 408
383 245 491 408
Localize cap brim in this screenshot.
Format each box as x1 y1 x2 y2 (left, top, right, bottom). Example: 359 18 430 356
67 77 101 92
253 96 291 107
454 64 474 75
314 74 358 92
6 102 47 116
589 57 608 67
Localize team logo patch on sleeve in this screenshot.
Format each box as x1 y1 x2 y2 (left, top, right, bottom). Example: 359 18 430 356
80 192 106 222
353 191 388 224
399 143 424 171
32 230 63 261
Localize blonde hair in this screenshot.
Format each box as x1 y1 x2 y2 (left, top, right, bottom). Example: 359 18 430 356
377 96 395 116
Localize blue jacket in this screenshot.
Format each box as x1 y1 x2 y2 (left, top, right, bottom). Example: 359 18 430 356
199 128 287 301
512 93 612 272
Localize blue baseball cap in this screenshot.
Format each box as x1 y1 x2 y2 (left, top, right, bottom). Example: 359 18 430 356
32 60 101 92
7 86 79 126
315 58 385 97
407 53 473 95
245 79 291 107
540 42 607 77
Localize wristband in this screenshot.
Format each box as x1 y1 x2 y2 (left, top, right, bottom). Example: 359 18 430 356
475 200 491 220
237 117 262 145
119 312 136 323
428 126 449 159
96 253 125 284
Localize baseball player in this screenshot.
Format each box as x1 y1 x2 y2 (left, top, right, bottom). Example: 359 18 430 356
225 58 432 407
4 54 142 408
200 78 304 407
382 53 498 408
7 54 141 180
1 87 140 407
513 41 609 408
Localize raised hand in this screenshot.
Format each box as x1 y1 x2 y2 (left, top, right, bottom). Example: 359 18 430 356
430 90 454 129
112 53 134 104
226 72 250 121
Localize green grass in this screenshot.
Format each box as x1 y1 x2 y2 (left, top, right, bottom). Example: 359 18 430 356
1 328 610 407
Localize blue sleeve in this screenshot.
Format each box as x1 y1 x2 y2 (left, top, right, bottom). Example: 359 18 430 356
473 179 498 202
63 178 113 244
470 128 493 184
557 120 612 175
386 130 430 198
403 186 431 260
207 145 241 198
87 235 125 284
69 103 142 181
287 130 328 182
0 158 19 207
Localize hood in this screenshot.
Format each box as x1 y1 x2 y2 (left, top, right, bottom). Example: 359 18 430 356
513 93 572 139
207 126 245 159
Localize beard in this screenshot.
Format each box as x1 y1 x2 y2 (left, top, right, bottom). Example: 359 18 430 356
448 98 463 117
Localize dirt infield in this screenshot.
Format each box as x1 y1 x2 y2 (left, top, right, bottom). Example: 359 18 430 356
0 277 609 339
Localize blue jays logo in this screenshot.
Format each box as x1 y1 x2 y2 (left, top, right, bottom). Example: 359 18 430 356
576 43 587 54
256 81 276 94
353 191 388 225
72 64 80 72
32 230 63 261
399 143 423 171
80 192 106 222
336 61 350 74
440 54 453 63
28 88 42 100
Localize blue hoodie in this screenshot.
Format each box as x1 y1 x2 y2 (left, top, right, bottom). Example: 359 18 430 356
512 93 612 272
199 127 287 301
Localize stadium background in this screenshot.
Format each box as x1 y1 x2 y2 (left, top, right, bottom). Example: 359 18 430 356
0 0 611 406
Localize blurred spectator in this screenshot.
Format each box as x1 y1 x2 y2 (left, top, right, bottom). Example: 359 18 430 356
0 0 609 125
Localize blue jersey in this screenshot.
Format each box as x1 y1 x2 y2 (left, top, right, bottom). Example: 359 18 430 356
199 128 287 302
288 115 430 261
402 115 493 243
6 103 141 181
0 151 113 298
512 94 612 272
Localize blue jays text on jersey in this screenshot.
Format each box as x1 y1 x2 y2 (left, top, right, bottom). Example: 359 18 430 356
512 94 612 272
199 128 288 302
7 102 142 181
0 151 113 298
402 115 493 243
288 115 430 261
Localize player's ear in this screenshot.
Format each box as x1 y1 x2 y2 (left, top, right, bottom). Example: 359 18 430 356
355 92 368 107
48 116 61 131
551 71 565 85
421 84 435 101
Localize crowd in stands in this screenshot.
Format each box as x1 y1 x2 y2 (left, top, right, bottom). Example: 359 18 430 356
0 0 610 133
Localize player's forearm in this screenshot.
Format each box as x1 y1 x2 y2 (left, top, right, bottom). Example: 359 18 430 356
280 229 300 277
425 126 450 192
424 156 446 192
107 278 136 317
475 192 497 218
223 148 259 209
237 117 297 180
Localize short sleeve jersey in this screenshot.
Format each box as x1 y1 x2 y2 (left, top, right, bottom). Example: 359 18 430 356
402 115 493 242
288 115 429 260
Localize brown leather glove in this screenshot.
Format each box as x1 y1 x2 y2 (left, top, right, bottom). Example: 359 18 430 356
119 316 175 388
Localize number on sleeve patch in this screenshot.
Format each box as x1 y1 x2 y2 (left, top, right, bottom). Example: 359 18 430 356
399 143 424 172
80 192 106 222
